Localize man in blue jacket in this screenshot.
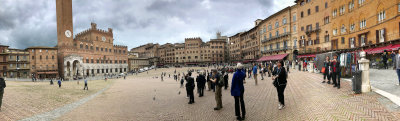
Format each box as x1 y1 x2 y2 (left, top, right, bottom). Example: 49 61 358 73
252 63 258 85
231 63 246 120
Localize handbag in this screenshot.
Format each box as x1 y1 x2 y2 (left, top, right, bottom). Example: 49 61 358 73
321 67 326 73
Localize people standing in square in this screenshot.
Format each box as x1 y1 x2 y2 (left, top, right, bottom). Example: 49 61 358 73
231 63 246 120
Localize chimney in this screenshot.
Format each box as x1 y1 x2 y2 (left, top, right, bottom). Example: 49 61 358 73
255 19 262 26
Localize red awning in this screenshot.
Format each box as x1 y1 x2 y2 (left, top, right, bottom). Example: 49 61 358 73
368 44 392 54
363 48 374 53
242 60 255 63
186 62 198 65
257 54 288 62
389 44 400 51
297 54 316 58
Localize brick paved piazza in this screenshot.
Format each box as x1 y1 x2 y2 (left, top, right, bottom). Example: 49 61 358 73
2 67 400 121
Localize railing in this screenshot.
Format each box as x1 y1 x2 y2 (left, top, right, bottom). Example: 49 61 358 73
261 46 293 54
261 33 290 43
305 28 321 34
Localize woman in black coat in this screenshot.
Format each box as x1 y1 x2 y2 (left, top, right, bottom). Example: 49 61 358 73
272 61 287 110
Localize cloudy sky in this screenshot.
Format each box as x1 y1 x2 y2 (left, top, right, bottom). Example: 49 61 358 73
0 0 294 50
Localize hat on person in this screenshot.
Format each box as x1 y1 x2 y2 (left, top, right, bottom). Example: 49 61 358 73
237 63 244 69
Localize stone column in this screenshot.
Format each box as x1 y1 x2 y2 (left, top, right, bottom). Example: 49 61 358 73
64 67 68 79
292 60 295 69
358 51 371 93
300 61 303 71
82 68 86 77
309 61 314 73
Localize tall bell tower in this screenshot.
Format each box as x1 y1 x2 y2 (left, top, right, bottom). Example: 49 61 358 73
56 0 73 49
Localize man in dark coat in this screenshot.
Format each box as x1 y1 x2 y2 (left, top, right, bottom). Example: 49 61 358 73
330 55 341 89
223 71 229 90
206 72 211 91
196 72 206 97
231 63 246 120
382 51 388 69
185 72 195 104
0 77 6 111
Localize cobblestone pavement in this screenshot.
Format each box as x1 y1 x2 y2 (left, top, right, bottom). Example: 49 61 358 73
54 67 400 121
369 69 400 97
0 79 113 121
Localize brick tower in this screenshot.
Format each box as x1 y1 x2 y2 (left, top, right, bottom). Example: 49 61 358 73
56 0 74 79
56 0 73 49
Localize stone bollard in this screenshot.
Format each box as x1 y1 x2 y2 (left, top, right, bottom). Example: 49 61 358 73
309 61 314 73
358 51 371 93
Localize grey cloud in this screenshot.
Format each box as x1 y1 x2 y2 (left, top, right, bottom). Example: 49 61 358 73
0 0 292 50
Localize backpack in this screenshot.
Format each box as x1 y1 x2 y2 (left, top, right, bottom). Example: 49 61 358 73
217 73 224 87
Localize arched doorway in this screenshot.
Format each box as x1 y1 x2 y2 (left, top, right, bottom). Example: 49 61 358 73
66 61 71 77
72 60 80 78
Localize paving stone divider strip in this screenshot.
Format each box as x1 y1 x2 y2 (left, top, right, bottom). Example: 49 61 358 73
18 85 110 121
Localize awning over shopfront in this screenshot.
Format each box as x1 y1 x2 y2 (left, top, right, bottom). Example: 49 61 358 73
367 44 393 54
257 54 288 62
186 62 198 65
389 44 400 51
242 59 255 64
36 71 58 74
297 54 316 58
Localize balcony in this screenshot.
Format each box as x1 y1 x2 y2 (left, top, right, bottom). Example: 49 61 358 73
261 32 291 43
261 46 293 54
305 28 321 35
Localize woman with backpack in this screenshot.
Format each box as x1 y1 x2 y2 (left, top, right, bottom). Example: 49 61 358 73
272 61 287 110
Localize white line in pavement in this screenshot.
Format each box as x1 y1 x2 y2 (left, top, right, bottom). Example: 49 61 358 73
19 86 110 121
343 78 400 106
371 87 400 106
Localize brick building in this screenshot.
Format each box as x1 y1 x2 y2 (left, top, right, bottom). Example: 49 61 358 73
329 0 400 50
209 38 227 64
0 45 9 77
130 33 228 66
183 38 203 65
228 20 261 63
259 7 293 61
296 0 332 55
27 47 58 79
56 0 128 80
158 43 175 64
229 33 242 62
0 46 31 78
128 52 150 72
130 43 159 66
3 49 30 78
